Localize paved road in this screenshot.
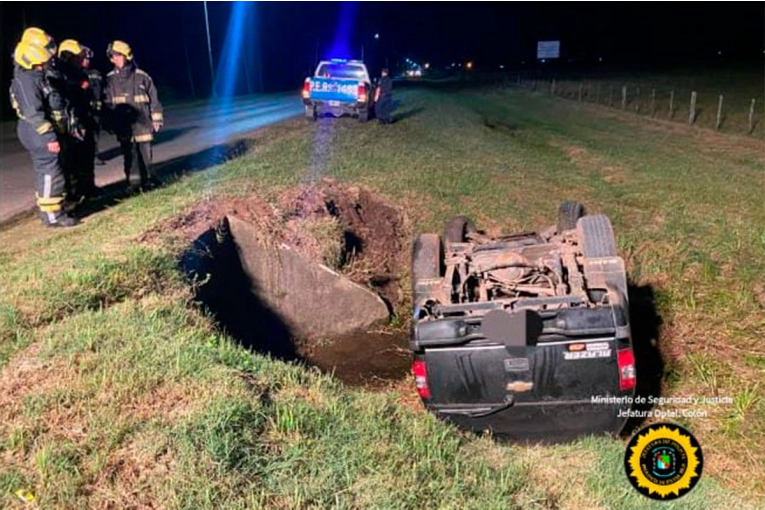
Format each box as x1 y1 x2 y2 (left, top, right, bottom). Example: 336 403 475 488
0 94 302 223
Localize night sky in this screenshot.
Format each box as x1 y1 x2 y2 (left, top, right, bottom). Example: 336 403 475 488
1 2 763 103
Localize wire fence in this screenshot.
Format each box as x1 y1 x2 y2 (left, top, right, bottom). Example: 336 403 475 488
502 73 764 137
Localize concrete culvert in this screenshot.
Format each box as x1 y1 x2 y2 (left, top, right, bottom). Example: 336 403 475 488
163 180 411 389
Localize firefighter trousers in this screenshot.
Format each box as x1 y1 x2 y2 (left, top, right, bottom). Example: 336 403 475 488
119 139 153 187
17 122 67 225
61 133 96 199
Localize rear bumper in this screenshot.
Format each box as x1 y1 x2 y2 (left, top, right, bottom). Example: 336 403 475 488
430 398 632 441
304 99 368 114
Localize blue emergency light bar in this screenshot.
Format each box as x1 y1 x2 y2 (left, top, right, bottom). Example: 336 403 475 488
329 58 363 64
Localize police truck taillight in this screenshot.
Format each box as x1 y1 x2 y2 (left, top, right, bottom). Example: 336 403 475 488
357 82 367 103
412 359 431 399
302 78 311 99
617 348 636 391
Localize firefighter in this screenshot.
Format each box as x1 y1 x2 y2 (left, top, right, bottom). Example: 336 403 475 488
9 40 78 227
374 68 393 124
103 40 163 192
58 39 100 201
83 47 107 166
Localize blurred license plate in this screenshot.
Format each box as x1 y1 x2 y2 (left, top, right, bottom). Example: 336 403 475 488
329 101 340 106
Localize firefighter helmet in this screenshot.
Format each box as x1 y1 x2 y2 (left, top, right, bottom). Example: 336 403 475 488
14 41 53 70
106 40 133 61
21 27 56 56
58 39 84 58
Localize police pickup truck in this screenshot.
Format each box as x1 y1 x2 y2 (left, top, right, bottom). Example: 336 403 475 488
302 59 373 122
410 203 636 441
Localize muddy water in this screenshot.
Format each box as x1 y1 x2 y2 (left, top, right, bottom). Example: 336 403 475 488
300 331 412 389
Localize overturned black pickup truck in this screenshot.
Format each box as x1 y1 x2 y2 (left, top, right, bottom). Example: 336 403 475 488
410 203 636 440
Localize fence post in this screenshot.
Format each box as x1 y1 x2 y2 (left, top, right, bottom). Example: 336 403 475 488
578 82 583 102
551 78 556 96
715 95 724 131
651 89 656 116
596 83 601 104
609 87 613 107
749 99 756 135
749 99 756 134
635 87 641 113
621 86 627 110
689 91 697 125
669 90 675 119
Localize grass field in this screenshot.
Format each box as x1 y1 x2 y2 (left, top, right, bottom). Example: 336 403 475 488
1 82 764 508
515 68 765 137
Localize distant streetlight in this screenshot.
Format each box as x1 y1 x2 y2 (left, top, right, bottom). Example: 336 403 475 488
466 61 473 70
374 33 380 40
424 62 430 69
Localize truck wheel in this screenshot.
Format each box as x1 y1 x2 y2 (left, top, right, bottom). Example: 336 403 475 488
444 216 477 248
305 105 316 121
557 201 586 233
412 233 443 296
577 214 617 258
358 110 369 123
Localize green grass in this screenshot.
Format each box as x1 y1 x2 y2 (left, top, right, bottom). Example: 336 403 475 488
538 68 765 136
1 83 764 508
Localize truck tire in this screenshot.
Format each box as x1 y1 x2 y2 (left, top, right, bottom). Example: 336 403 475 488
557 201 586 233
577 214 617 258
412 233 442 293
358 109 369 123
444 216 477 248
305 105 317 121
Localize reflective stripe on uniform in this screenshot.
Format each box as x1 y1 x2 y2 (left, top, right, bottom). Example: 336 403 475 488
43 174 52 198
36 195 64 206
35 121 53 134
112 96 128 104
133 133 153 142
10 96 25 120
134 94 150 103
38 203 63 212
51 110 64 121
151 112 163 121
36 192 63 212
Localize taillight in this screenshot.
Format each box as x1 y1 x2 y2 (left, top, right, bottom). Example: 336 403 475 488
357 82 367 103
302 78 311 99
412 359 431 399
617 348 636 391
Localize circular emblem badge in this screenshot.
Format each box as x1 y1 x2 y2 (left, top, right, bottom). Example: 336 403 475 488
624 423 703 500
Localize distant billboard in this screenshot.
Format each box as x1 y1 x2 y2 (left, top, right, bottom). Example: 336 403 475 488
537 41 560 60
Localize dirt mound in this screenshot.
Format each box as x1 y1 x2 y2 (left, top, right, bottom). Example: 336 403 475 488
145 179 407 308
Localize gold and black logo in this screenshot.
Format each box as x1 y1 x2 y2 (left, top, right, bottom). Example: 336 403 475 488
624 423 703 500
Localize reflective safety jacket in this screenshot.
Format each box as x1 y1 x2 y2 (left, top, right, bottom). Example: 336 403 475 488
9 65 67 142
103 62 163 142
